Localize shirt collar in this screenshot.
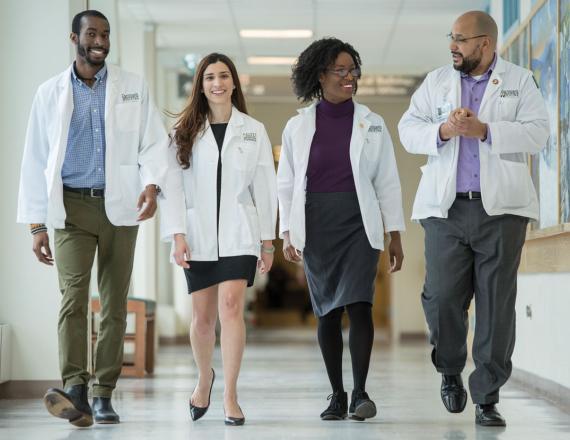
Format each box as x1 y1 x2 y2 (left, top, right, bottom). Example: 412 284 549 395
460 53 497 81
71 62 108 85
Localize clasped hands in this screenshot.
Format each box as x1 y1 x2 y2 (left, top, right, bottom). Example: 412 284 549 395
439 107 488 142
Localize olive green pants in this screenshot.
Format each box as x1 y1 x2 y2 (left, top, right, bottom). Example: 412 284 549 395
54 190 138 398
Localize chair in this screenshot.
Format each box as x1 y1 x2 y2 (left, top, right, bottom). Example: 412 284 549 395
91 297 156 378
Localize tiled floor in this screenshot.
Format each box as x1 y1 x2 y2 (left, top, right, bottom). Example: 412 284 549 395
1 329 569 439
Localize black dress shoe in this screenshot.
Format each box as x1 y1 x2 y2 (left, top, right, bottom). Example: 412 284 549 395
224 405 245 426
43 384 93 427
349 389 377 421
189 368 215 421
320 391 348 420
441 374 467 413
475 404 506 427
93 397 120 424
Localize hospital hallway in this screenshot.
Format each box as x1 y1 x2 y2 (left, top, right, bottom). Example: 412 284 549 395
1 329 569 440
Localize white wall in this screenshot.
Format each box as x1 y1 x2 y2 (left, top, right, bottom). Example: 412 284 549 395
514 274 570 388
489 0 570 389
0 0 86 381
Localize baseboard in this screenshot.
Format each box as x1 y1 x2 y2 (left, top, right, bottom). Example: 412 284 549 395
511 368 570 412
399 331 428 342
158 335 189 346
0 380 60 399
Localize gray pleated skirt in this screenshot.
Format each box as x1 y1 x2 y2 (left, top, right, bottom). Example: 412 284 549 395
303 192 380 317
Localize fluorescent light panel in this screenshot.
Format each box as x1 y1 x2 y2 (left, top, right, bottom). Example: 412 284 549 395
240 29 312 38
247 56 297 65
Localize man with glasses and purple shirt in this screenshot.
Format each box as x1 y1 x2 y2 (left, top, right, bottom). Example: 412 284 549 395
399 11 548 426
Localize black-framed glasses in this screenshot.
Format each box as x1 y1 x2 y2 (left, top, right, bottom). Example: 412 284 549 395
327 67 361 79
446 32 488 44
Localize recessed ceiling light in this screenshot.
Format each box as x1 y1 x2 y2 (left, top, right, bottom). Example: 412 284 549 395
247 57 297 65
240 29 313 39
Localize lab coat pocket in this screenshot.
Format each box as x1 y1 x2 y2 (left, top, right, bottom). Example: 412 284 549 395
489 159 532 209
120 165 142 210
240 204 259 247
499 99 518 122
417 163 441 207
233 143 256 171
115 103 140 132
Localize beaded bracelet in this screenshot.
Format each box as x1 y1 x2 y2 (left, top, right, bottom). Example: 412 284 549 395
30 223 47 235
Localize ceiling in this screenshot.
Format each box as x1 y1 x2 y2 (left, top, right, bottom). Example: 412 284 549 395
118 0 490 76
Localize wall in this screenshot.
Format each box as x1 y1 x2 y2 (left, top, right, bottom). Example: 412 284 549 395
0 0 86 382
490 0 570 393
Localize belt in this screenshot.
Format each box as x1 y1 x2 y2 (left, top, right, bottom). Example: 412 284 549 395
63 185 105 198
456 191 481 200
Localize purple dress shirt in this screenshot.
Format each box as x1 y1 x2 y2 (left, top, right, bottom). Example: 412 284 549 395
438 55 496 192
306 98 356 193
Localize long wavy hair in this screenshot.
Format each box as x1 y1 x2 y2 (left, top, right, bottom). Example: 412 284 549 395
171 53 247 168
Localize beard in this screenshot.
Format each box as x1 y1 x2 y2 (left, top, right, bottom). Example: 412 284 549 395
452 48 482 75
77 42 108 67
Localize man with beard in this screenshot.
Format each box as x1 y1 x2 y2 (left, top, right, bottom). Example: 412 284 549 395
17 10 168 427
398 11 548 426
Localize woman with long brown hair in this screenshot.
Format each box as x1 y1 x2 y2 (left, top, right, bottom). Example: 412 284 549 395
160 53 277 426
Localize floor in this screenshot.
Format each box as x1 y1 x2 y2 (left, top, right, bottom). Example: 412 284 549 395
1 329 569 440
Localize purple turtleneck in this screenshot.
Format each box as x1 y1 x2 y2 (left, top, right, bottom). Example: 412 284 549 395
306 98 356 193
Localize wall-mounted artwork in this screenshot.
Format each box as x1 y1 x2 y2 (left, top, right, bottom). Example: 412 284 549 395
530 0 558 228
506 27 529 68
561 0 570 222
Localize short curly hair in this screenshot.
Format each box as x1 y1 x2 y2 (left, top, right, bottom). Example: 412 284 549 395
291 37 362 103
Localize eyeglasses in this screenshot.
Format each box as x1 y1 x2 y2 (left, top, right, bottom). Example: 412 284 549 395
446 33 488 44
327 67 361 79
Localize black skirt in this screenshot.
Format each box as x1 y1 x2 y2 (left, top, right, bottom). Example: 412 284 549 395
303 191 380 317
183 256 258 294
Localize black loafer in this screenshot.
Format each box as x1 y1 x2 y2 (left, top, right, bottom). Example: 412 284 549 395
190 368 215 421
475 404 506 427
320 391 348 420
43 384 93 427
349 390 377 421
224 405 245 426
93 397 120 424
441 374 467 413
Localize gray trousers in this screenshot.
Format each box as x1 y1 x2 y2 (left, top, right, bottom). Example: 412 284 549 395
420 199 528 404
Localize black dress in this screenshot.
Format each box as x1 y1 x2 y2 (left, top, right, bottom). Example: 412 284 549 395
183 123 258 294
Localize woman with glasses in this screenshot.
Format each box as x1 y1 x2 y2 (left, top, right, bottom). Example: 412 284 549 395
160 53 277 426
277 38 405 421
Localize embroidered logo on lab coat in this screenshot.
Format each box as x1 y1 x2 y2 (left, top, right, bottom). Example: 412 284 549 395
243 132 257 142
121 93 140 102
500 89 519 98
368 125 382 133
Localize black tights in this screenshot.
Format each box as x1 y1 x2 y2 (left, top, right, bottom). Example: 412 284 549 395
317 302 374 393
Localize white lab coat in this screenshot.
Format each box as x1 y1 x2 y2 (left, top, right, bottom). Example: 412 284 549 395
159 108 277 260
17 63 168 228
398 56 549 221
277 101 405 252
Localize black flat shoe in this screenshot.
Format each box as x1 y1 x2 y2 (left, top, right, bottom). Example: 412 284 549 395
93 397 120 424
189 368 215 421
43 384 93 427
320 391 348 420
224 405 245 426
349 389 377 421
441 374 467 413
475 404 506 427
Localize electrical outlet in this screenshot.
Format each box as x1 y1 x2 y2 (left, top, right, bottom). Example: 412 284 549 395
526 305 532 319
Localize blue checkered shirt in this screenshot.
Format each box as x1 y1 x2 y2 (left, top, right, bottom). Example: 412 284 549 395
61 64 107 188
